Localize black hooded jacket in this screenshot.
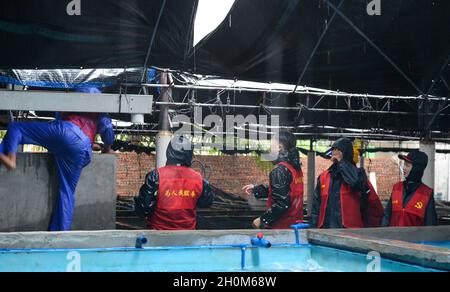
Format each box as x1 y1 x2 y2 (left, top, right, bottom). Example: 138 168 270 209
311 138 370 228
134 138 214 220
382 152 437 226
253 147 302 227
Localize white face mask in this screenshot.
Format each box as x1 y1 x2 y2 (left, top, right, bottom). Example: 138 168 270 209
399 160 406 181
399 159 415 181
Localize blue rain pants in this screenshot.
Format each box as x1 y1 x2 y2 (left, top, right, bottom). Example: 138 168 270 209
0 120 92 231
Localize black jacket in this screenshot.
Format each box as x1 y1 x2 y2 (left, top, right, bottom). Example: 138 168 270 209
134 141 214 219
311 138 370 228
253 147 302 227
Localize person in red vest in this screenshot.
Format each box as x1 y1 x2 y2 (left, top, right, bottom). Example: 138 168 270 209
382 150 437 227
311 138 371 229
243 130 304 229
134 135 214 230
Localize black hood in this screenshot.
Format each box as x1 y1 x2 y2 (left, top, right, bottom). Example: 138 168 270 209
166 136 193 167
331 138 354 164
407 164 426 183
399 150 428 183
273 147 301 171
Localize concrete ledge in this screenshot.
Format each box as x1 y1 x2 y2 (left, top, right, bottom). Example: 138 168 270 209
1 227 447 270
307 227 450 271
0 229 300 250
320 225 450 242
0 153 117 232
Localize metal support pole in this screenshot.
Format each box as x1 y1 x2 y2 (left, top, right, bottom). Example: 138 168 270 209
360 152 365 169
359 140 365 169
156 72 172 168
307 140 316 218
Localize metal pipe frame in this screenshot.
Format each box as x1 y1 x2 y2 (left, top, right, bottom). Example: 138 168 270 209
133 83 445 101
154 101 447 116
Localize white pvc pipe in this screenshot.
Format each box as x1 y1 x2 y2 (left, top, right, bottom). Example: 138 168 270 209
156 131 173 168
130 114 144 124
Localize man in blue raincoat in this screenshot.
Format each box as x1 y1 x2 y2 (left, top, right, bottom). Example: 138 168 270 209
0 87 115 231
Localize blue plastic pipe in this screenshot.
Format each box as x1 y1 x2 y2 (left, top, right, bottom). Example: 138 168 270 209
135 236 148 249
250 233 272 248
290 223 310 245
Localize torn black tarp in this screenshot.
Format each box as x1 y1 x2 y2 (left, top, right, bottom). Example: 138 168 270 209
0 0 198 70
0 68 147 88
187 0 450 96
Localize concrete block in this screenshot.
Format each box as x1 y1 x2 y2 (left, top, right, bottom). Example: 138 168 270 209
0 153 116 232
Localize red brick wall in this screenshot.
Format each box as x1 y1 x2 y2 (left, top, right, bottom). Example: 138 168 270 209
193 156 271 197
116 153 156 197
116 153 401 201
116 154 272 198
362 157 402 200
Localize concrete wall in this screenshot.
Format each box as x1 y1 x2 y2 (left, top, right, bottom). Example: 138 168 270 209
435 153 450 201
0 153 116 232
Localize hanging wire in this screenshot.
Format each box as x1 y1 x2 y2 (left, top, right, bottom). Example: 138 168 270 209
140 0 168 84
191 159 211 180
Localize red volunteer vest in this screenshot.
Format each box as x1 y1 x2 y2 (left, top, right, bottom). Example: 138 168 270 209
62 112 98 144
389 182 432 227
317 169 364 228
267 162 304 229
148 165 203 230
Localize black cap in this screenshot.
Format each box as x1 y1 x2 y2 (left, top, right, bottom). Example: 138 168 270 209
398 150 428 168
